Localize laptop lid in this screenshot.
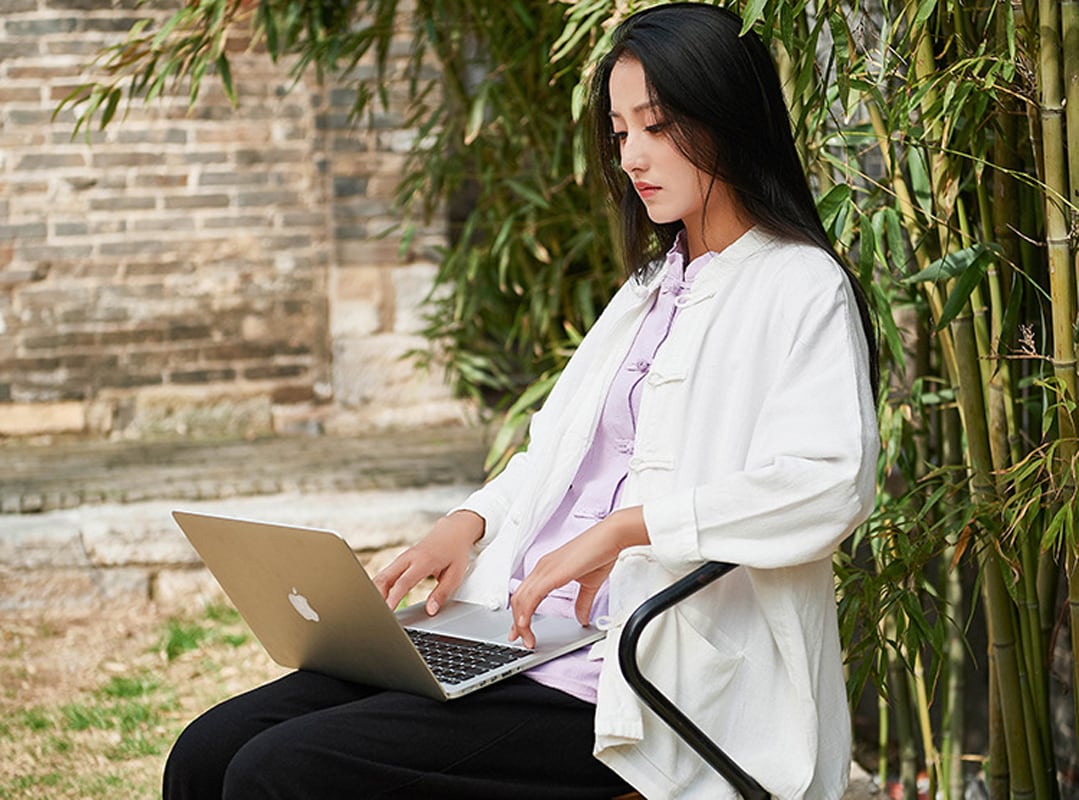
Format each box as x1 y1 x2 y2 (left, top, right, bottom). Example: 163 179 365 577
171 510 604 700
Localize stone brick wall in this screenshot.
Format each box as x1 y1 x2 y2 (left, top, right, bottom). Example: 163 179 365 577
0 0 464 441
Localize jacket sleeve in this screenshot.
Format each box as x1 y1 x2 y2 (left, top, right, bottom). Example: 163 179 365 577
454 279 646 544
644 265 879 570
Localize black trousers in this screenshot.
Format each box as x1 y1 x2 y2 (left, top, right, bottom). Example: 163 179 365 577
162 671 633 799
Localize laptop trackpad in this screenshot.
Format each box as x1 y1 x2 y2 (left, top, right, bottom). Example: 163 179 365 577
397 601 590 649
398 601 515 643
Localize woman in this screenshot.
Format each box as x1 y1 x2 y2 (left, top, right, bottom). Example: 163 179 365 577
163 4 879 798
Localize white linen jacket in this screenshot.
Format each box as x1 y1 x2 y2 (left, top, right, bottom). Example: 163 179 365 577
453 227 879 799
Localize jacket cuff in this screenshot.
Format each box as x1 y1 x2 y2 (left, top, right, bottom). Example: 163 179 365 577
449 490 509 547
642 490 702 568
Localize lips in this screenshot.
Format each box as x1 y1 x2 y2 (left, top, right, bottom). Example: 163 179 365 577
634 181 660 200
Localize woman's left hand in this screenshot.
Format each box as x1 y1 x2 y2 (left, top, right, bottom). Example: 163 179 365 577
508 506 649 648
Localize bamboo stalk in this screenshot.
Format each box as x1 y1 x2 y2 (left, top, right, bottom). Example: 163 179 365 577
889 645 919 799
981 554 1036 798
911 649 940 798
1063 0 1079 292
985 104 1022 469
1059 0 1079 748
986 614 1010 798
1040 0 1079 762
940 552 966 800
1040 0 1079 424
950 305 1039 796
1021 533 1053 774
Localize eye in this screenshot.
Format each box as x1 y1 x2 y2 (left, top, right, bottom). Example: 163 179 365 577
609 130 627 143
644 121 669 135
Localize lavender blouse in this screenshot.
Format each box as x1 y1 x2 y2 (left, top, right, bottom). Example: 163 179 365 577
512 236 711 703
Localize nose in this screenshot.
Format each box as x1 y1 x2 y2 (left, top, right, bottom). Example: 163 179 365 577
620 133 646 175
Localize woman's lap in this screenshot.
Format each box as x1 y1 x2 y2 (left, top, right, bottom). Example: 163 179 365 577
164 671 630 800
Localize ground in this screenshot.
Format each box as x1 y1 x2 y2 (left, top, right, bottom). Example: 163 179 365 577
0 600 286 799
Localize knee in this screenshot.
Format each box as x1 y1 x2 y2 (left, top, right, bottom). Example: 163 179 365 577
222 732 297 800
163 712 231 799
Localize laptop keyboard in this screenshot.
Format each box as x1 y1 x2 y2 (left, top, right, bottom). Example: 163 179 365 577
405 628 534 686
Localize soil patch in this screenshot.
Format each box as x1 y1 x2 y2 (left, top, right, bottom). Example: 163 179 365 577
0 601 284 799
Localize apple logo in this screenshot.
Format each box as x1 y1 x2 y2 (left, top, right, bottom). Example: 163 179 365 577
288 587 320 622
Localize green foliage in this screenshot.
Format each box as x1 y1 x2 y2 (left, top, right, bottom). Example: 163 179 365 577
160 618 210 661
396 0 620 407
159 603 249 660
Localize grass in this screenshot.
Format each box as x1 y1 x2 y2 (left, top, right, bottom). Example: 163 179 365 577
160 603 248 661
0 602 282 800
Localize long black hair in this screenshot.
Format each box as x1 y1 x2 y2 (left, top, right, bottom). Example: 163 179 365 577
588 2 879 392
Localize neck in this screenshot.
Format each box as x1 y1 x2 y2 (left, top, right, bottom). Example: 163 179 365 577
683 184 752 260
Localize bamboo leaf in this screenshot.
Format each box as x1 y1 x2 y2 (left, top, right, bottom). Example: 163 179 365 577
463 83 488 146
858 213 877 282
828 12 852 111
570 82 587 123
914 0 938 29
907 146 934 219
216 54 237 107
504 178 550 210
934 249 997 328
903 243 1000 284
816 183 851 233
872 282 907 372
740 0 770 35
550 6 606 63
151 10 185 49
99 87 122 129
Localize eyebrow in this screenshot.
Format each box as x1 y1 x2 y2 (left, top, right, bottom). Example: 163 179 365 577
609 101 658 118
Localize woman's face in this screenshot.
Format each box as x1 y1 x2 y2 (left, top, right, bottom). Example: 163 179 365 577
608 56 714 237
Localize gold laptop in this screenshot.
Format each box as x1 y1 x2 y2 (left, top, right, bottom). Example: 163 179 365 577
172 510 605 701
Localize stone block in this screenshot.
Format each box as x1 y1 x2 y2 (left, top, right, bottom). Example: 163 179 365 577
152 567 225 608
236 190 301 208
0 401 85 436
330 265 384 337
0 567 149 611
332 333 428 408
122 386 273 441
5 17 79 36
15 153 86 170
324 398 475 432
332 332 459 414
80 508 202 568
0 513 89 569
163 193 230 210
336 238 403 267
391 263 439 335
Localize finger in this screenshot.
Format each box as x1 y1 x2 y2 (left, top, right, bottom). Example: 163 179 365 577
508 615 535 649
574 584 598 627
509 593 539 649
385 563 428 611
372 554 410 599
425 559 466 615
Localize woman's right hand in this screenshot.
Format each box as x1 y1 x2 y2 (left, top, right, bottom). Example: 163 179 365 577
372 509 485 616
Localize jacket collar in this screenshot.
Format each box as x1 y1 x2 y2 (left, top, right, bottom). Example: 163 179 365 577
630 225 778 299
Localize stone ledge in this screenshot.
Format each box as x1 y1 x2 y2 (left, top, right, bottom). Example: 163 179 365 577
0 483 477 611
3 425 488 514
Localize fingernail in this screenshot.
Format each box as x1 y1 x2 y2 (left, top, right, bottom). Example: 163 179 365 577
427 600 439 615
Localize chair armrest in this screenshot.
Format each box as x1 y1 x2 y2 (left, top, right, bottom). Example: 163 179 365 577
617 561 770 800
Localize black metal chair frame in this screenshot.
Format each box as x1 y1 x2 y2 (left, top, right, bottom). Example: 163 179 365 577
617 561 771 800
